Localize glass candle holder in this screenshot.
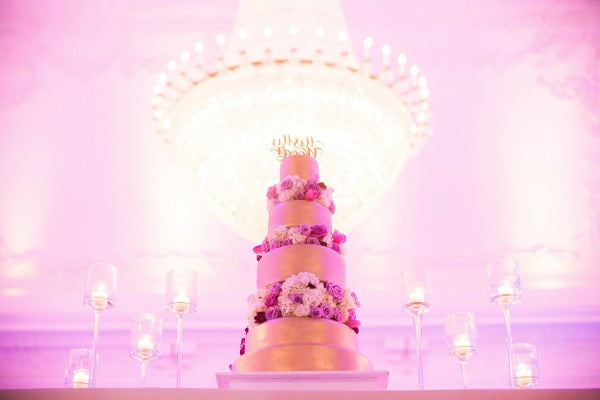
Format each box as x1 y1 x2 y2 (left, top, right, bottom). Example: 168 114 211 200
166 269 198 388
65 348 93 389
83 262 118 386
130 313 162 387
488 257 521 387
401 268 432 390
445 312 478 388
511 342 540 388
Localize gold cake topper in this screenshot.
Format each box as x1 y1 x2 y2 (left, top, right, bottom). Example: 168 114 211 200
270 135 324 160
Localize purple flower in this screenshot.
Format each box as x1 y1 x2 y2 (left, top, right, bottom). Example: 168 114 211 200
351 291 361 307
332 308 344 322
254 311 266 324
269 283 282 295
321 304 333 318
331 242 341 253
265 306 281 320
299 223 311 236
261 239 270 253
306 237 320 245
310 306 323 318
280 177 293 190
281 238 292 247
271 240 281 250
326 282 344 301
266 185 278 199
310 224 328 239
264 293 278 307
332 229 346 244
289 292 303 304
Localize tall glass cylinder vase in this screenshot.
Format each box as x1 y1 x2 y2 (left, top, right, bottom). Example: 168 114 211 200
510 342 540 388
83 263 117 387
488 258 522 387
165 269 197 388
401 269 432 390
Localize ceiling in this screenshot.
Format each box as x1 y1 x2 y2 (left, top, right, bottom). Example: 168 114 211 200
0 0 599 331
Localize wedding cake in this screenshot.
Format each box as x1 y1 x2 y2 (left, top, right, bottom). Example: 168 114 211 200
231 154 372 371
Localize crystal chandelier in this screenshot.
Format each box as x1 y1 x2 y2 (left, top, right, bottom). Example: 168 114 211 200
151 0 432 242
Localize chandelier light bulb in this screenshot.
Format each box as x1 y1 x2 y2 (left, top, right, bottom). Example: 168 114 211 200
216 34 226 46
316 26 325 37
263 26 273 37
338 31 347 41
180 51 190 62
194 41 204 53
239 29 248 39
167 60 176 71
289 25 298 36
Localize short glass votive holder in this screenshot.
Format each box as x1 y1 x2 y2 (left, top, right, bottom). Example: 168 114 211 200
510 342 540 388
65 348 93 388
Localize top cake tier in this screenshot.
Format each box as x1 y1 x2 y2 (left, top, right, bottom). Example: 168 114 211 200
280 155 319 181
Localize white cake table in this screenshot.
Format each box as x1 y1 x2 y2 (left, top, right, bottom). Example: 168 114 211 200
216 371 389 390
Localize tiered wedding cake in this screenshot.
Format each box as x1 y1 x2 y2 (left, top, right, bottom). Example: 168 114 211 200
231 154 372 371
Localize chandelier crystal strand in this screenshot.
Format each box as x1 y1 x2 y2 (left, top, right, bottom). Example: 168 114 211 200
152 0 432 241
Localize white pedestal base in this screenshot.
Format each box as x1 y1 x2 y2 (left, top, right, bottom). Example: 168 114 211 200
216 370 389 390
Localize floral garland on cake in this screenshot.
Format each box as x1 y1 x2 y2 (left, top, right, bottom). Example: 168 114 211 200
267 174 335 214
239 272 361 356
253 224 346 261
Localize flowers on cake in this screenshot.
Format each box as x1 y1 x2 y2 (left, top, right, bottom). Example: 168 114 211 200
253 224 347 259
246 272 361 333
266 174 335 214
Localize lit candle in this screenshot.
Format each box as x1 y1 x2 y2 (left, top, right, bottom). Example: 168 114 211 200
91 286 108 311
72 368 90 389
408 288 425 304
515 363 533 387
498 283 515 296
137 335 154 359
173 294 191 314
453 335 472 358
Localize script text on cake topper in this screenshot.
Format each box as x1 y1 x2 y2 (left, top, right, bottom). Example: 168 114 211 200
270 135 324 160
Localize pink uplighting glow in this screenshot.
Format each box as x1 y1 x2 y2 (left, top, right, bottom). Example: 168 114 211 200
1 0 599 391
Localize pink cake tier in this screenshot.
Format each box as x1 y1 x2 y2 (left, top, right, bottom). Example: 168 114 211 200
233 155 371 372
268 200 332 233
232 318 372 372
257 244 345 289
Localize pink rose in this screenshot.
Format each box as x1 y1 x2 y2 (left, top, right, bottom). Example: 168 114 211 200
294 191 305 200
306 237 320 245
266 185 277 199
253 245 263 254
329 202 336 214
332 229 346 244
310 306 323 318
332 308 344 322
282 238 292 246
321 304 333 318
280 177 293 190
261 239 270 253
304 189 319 201
271 241 281 250
331 242 341 253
